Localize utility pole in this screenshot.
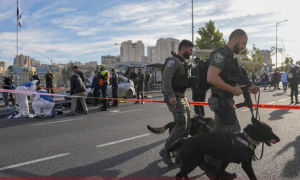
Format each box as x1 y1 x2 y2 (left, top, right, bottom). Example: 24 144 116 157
275 19 288 68
192 0 194 63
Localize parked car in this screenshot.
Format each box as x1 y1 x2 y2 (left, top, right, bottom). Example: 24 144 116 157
64 76 136 104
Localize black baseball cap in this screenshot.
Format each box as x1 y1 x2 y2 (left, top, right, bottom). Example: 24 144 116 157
72 66 78 69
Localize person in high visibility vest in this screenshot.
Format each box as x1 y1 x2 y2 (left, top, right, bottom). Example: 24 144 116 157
98 64 110 111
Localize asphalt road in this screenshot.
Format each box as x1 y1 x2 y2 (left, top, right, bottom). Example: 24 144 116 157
0 87 300 179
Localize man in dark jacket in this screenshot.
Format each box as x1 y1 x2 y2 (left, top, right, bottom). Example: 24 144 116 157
44 69 54 95
191 58 206 117
288 65 299 104
73 66 86 112
67 72 88 116
145 71 152 91
134 68 145 104
260 71 269 90
2 75 16 111
110 68 118 107
272 69 281 90
91 71 100 106
32 71 40 87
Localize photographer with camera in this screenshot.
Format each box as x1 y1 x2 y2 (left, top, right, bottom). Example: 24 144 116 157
200 29 259 179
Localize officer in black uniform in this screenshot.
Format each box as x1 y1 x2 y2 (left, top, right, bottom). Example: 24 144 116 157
191 57 206 117
110 68 119 107
32 71 40 87
288 64 299 104
201 29 259 179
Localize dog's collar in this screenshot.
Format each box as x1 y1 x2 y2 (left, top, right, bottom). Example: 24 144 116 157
243 132 260 150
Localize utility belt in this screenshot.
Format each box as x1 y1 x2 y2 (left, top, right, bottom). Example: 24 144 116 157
208 92 238 126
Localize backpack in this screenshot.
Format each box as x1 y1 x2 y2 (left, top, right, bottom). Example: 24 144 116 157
194 59 211 91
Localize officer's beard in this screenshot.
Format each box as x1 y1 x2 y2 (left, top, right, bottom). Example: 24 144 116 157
233 42 241 54
183 51 190 59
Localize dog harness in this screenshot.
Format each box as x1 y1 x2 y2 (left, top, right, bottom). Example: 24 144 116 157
228 132 260 161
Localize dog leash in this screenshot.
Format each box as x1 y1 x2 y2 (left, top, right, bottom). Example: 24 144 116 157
252 89 264 161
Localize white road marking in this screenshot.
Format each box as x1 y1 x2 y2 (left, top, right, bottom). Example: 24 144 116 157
241 109 250 111
0 153 70 171
267 102 275 104
96 134 151 148
32 118 84 126
106 109 142 115
278 99 287 102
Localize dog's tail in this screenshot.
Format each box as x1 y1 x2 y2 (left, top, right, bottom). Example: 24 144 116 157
167 138 187 152
147 122 173 134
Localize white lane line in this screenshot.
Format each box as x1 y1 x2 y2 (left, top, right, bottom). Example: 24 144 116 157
278 99 287 102
267 102 275 104
106 109 142 115
0 153 70 171
96 134 151 148
241 109 250 111
32 118 84 126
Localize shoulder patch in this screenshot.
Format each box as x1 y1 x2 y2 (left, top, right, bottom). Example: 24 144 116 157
213 53 225 64
167 60 175 67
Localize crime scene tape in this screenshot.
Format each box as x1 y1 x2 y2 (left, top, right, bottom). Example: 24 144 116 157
41 88 69 91
1 88 300 110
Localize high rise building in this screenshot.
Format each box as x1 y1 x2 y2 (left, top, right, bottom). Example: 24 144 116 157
101 55 120 68
259 50 272 66
155 38 180 63
0 61 7 75
147 46 156 63
120 40 144 62
13 54 42 67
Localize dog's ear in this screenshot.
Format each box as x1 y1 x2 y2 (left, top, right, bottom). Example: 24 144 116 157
251 117 262 126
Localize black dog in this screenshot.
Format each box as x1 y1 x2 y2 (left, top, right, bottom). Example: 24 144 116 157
147 116 214 137
168 117 280 180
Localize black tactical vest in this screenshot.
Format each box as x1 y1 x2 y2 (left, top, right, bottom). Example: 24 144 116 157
162 55 189 93
210 47 240 86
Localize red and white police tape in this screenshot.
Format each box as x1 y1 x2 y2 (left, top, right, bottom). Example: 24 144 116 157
1 88 299 110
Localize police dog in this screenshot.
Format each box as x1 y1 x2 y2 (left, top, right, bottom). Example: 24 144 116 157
168 117 280 180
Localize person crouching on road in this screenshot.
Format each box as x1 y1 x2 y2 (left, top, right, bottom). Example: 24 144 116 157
67 72 88 116
134 68 145 104
110 68 119 107
32 87 55 118
15 80 38 118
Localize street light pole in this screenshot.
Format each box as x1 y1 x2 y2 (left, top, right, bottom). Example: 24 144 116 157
275 19 288 69
192 0 194 63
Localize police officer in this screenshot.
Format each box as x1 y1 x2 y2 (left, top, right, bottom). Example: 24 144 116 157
99 64 110 111
202 29 259 179
32 71 40 87
288 64 299 104
159 39 193 165
134 68 145 104
191 57 206 117
110 68 118 107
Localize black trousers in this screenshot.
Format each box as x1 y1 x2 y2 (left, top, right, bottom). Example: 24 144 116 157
112 87 118 106
46 82 54 94
137 87 144 100
93 89 100 105
192 89 206 117
101 85 109 109
291 84 299 102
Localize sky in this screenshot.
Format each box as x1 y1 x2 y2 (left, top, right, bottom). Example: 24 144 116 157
0 0 298 66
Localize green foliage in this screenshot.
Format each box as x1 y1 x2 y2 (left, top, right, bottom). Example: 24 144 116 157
195 20 226 50
241 47 263 73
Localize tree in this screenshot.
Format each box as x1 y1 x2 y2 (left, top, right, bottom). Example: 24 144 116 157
195 20 226 50
241 47 263 73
